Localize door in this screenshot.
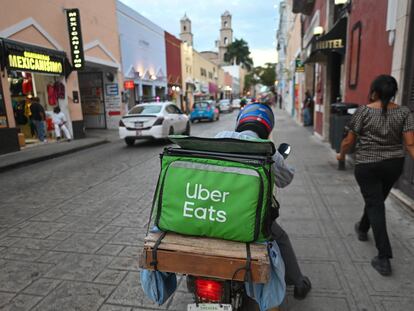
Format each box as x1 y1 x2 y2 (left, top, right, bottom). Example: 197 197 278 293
78 72 106 129
398 5 414 199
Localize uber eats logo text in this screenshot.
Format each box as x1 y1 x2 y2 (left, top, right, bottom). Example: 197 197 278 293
183 183 229 223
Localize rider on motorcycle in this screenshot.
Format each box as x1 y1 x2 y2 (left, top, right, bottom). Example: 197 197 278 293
215 98 312 300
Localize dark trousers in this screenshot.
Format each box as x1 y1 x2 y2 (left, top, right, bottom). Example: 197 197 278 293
271 221 304 286
355 158 405 259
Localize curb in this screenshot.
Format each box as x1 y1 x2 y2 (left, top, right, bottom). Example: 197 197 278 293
390 188 414 214
0 139 109 173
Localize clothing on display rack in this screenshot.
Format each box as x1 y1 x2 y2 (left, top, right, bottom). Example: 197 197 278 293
54 81 65 99
22 77 33 95
47 83 57 106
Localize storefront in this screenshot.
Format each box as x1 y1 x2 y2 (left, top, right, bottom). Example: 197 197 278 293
0 38 71 151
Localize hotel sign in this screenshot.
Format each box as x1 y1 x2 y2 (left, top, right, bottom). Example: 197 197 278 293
315 39 344 50
66 8 85 70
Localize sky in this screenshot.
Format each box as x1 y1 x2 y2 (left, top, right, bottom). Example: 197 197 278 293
119 0 280 67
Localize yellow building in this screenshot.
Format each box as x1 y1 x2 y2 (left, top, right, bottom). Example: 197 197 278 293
192 50 219 101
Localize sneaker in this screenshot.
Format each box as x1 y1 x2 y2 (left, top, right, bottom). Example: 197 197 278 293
294 276 312 300
371 256 391 276
354 222 368 241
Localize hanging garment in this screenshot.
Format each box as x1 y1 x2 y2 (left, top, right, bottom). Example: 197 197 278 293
54 81 65 99
14 101 28 125
10 78 23 96
47 83 57 106
22 78 33 95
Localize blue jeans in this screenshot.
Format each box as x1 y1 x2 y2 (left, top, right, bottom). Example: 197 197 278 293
32 120 46 141
303 108 312 126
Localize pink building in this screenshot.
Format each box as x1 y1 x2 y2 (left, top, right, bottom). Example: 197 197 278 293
0 0 123 154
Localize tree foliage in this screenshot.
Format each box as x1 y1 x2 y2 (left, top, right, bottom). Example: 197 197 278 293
224 38 254 71
244 63 277 92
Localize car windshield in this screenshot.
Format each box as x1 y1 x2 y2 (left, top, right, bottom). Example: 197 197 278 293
194 102 209 109
220 100 230 104
128 105 162 115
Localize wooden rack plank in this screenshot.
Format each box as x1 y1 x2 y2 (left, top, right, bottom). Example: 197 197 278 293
144 232 268 261
140 248 270 283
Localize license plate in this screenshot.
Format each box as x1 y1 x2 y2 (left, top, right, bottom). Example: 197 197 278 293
136 130 141 136
135 122 143 128
187 304 232 311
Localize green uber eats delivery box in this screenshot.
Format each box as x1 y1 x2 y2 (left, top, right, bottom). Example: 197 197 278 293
153 135 276 243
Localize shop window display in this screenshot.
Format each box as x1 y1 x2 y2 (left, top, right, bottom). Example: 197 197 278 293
9 71 66 145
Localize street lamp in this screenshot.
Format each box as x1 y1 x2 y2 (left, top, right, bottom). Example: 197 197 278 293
313 26 324 36
172 86 176 91
335 0 348 4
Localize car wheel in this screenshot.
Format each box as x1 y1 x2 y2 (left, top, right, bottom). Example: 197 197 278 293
124 138 135 146
184 122 191 135
191 119 195 123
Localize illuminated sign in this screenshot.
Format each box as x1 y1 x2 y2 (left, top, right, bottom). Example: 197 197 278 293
315 39 344 50
7 51 64 74
295 58 304 72
124 80 135 89
66 8 85 70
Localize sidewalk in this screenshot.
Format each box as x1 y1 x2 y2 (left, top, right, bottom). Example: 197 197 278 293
0 130 118 172
273 109 414 310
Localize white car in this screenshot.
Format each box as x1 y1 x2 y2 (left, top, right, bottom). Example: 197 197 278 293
232 99 241 109
119 102 190 146
219 99 233 113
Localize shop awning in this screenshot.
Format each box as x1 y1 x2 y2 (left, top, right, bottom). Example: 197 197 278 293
0 38 70 77
304 17 347 64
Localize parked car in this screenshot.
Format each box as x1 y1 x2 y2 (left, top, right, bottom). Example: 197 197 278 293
119 102 190 146
190 101 220 123
232 98 241 109
218 99 233 113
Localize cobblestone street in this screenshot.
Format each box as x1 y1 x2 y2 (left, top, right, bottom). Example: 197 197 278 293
1 109 413 310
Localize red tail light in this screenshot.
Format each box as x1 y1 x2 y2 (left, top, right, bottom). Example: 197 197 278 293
153 117 164 126
195 279 223 302
119 119 125 127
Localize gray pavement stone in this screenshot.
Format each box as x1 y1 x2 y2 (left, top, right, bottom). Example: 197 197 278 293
109 228 145 246
94 269 127 285
96 244 125 256
0 259 53 292
22 278 62 296
285 296 351 311
99 306 136 311
45 231 73 241
106 272 166 309
290 237 336 260
9 222 66 239
45 253 113 281
60 217 113 233
0 247 47 262
11 238 61 250
107 257 140 272
32 281 114 311
0 293 43 311
53 233 113 254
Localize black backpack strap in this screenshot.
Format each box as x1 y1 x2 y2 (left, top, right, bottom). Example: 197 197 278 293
245 242 254 299
145 153 164 235
150 231 167 271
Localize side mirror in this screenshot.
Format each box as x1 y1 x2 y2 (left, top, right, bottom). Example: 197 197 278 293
277 143 291 159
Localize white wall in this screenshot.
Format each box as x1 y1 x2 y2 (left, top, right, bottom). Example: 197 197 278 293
116 1 167 93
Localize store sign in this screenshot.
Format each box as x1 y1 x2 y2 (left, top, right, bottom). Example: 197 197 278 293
66 8 85 70
124 80 134 89
106 83 119 96
295 58 304 72
315 39 344 50
7 51 64 74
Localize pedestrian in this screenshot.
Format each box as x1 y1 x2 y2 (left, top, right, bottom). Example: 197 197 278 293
51 106 72 141
29 97 46 142
303 90 314 126
337 75 414 276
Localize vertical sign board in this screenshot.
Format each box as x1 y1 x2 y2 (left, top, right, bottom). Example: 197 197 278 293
66 9 85 70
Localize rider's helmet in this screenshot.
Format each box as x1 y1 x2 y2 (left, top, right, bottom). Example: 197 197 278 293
236 103 274 139
240 98 248 109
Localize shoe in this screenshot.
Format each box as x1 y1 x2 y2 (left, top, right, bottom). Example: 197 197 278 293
371 256 391 276
354 222 368 241
294 276 312 300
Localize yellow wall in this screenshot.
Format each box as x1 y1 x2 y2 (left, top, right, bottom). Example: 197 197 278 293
192 50 219 86
181 42 194 90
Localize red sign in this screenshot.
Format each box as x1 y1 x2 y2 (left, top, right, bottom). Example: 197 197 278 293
124 80 134 89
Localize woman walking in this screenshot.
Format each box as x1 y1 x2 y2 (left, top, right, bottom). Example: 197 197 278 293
337 75 414 276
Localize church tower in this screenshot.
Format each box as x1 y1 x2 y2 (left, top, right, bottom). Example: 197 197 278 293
219 11 233 64
180 14 193 47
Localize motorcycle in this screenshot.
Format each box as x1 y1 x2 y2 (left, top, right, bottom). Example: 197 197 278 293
184 143 291 311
